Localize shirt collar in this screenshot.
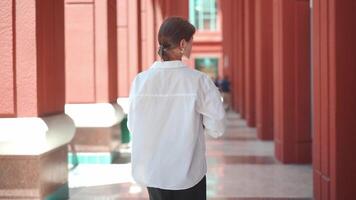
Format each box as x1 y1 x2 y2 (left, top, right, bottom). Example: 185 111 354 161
151 60 187 69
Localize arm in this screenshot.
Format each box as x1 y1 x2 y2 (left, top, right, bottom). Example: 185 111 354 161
196 75 226 138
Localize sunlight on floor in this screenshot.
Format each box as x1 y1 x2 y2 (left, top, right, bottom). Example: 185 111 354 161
69 163 136 189
68 111 313 199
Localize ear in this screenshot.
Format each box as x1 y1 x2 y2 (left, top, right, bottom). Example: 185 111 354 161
179 39 187 49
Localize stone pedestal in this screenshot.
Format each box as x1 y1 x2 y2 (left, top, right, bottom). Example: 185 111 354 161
0 115 75 199
0 1 74 198
65 103 124 164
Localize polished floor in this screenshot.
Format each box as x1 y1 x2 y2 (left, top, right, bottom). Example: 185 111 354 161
69 111 313 200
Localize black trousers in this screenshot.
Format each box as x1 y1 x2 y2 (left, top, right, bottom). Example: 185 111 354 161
147 176 206 200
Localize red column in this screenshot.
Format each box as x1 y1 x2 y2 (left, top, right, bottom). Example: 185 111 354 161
255 0 274 140
152 0 164 61
65 0 124 163
244 0 256 126
141 0 156 70
221 0 231 77
231 0 242 112
164 0 188 18
221 0 237 110
237 0 246 117
0 0 74 198
0 0 16 117
117 0 142 97
273 0 311 163
0 0 65 117
65 0 118 103
313 0 356 199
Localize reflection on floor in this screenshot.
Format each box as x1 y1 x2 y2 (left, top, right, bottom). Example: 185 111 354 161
69 111 313 200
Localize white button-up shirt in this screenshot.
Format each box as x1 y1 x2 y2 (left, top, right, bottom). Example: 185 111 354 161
127 60 226 190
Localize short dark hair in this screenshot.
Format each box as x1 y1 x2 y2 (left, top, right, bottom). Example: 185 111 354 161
157 17 196 61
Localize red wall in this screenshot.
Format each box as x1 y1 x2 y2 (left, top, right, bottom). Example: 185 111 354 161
273 0 311 163
313 0 356 199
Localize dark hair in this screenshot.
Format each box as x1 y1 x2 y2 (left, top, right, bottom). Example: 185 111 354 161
158 17 196 61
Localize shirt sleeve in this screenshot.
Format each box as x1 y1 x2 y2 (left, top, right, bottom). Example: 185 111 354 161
196 75 226 138
127 76 137 134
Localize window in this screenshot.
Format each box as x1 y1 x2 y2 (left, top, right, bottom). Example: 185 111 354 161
189 0 218 31
195 57 219 79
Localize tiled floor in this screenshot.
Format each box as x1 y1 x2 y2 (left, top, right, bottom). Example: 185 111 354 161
69 111 313 199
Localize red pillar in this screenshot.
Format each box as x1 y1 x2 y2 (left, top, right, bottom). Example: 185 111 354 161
273 0 311 163
237 0 246 117
65 0 124 163
233 0 244 113
313 0 356 199
244 0 256 126
152 0 164 61
221 0 231 77
65 0 118 103
164 0 188 18
0 0 74 198
221 0 238 110
255 0 274 140
117 0 142 97
141 0 156 70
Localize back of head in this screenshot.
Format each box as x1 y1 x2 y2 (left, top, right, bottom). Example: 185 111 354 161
158 17 196 61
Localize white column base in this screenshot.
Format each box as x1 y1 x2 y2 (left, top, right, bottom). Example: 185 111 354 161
117 97 129 114
65 102 125 127
0 113 75 155
64 103 125 164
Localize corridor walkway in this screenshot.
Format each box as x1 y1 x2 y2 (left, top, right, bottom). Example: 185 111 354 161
68 111 313 199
